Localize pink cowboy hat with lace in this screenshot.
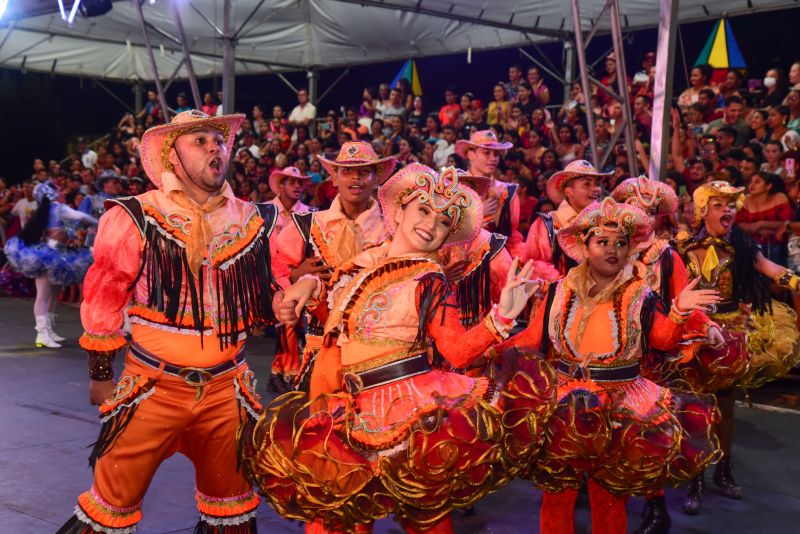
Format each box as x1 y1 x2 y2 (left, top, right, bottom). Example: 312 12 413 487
317 141 398 184
269 166 311 196
140 109 244 189
454 129 513 158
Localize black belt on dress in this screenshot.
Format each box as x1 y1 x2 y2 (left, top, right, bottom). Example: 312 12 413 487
129 343 246 386
556 360 639 382
343 353 431 395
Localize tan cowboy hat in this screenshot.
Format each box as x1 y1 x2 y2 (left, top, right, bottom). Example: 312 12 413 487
379 163 482 249
546 159 613 205
317 141 398 184
454 129 513 159
692 180 745 221
140 109 244 189
453 168 493 197
268 166 310 196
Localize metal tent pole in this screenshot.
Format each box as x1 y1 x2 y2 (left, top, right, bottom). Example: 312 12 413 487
134 0 170 121
222 0 236 115
570 0 598 170
650 0 680 181
609 0 638 178
133 82 144 115
563 41 575 103
171 1 202 110
307 68 319 136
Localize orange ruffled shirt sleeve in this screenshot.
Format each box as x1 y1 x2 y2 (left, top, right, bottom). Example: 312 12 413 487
505 195 524 259
79 206 144 352
421 276 510 369
273 221 305 290
523 217 562 282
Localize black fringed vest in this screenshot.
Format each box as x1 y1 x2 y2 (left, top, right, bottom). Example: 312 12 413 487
106 196 278 349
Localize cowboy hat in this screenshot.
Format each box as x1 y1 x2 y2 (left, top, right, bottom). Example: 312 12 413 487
546 159 613 205
692 180 745 221
452 168 493 197
140 109 244 189
317 141 398 184
454 129 513 159
379 163 482 249
268 166 311 196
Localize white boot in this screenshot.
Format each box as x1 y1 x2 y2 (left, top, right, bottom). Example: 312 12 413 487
35 315 62 348
47 313 66 342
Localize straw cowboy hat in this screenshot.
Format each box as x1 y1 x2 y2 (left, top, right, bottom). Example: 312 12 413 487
454 129 513 159
558 197 652 262
546 159 613 205
317 141 398 184
140 109 244 189
268 166 311 196
692 180 745 221
379 163 482 249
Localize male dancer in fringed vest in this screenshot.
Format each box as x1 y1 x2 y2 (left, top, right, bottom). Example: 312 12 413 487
57 110 278 534
272 141 397 393
266 166 313 392
523 160 610 280
454 130 524 258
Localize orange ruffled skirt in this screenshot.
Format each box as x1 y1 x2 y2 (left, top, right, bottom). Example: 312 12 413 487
239 354 556 531
530 373 720 497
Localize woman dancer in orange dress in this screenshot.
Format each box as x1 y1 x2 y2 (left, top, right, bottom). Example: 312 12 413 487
241 164 557 534
494 197 722 534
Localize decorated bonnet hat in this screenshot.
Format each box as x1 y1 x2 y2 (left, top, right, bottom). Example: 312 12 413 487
611 175 679 215
378 163 482 249
557 197 652 262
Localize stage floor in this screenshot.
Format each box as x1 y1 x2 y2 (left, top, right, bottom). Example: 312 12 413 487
1 297 798 533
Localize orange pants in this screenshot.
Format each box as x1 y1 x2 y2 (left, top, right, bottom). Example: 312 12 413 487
540 479 627 534
73 354 260 531
272 323 301 377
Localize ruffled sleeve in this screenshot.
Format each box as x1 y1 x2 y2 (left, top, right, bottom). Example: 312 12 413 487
523 217 561 281
273 222 305 290
78 206 143 352
649 303 688 352
506 195 524 259
417 273 514 369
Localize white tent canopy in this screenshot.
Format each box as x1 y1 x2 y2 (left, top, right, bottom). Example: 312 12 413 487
0 0 796 82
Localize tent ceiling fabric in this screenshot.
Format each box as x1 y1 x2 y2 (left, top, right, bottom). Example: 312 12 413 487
0 0 795 81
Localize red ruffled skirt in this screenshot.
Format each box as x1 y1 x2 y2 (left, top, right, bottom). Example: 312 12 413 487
239 354 556 531
530 373 720 496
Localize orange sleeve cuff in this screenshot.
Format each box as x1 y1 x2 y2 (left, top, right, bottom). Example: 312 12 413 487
79 332 128 352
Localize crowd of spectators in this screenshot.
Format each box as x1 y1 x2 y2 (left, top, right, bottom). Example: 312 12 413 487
5 54 800 291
